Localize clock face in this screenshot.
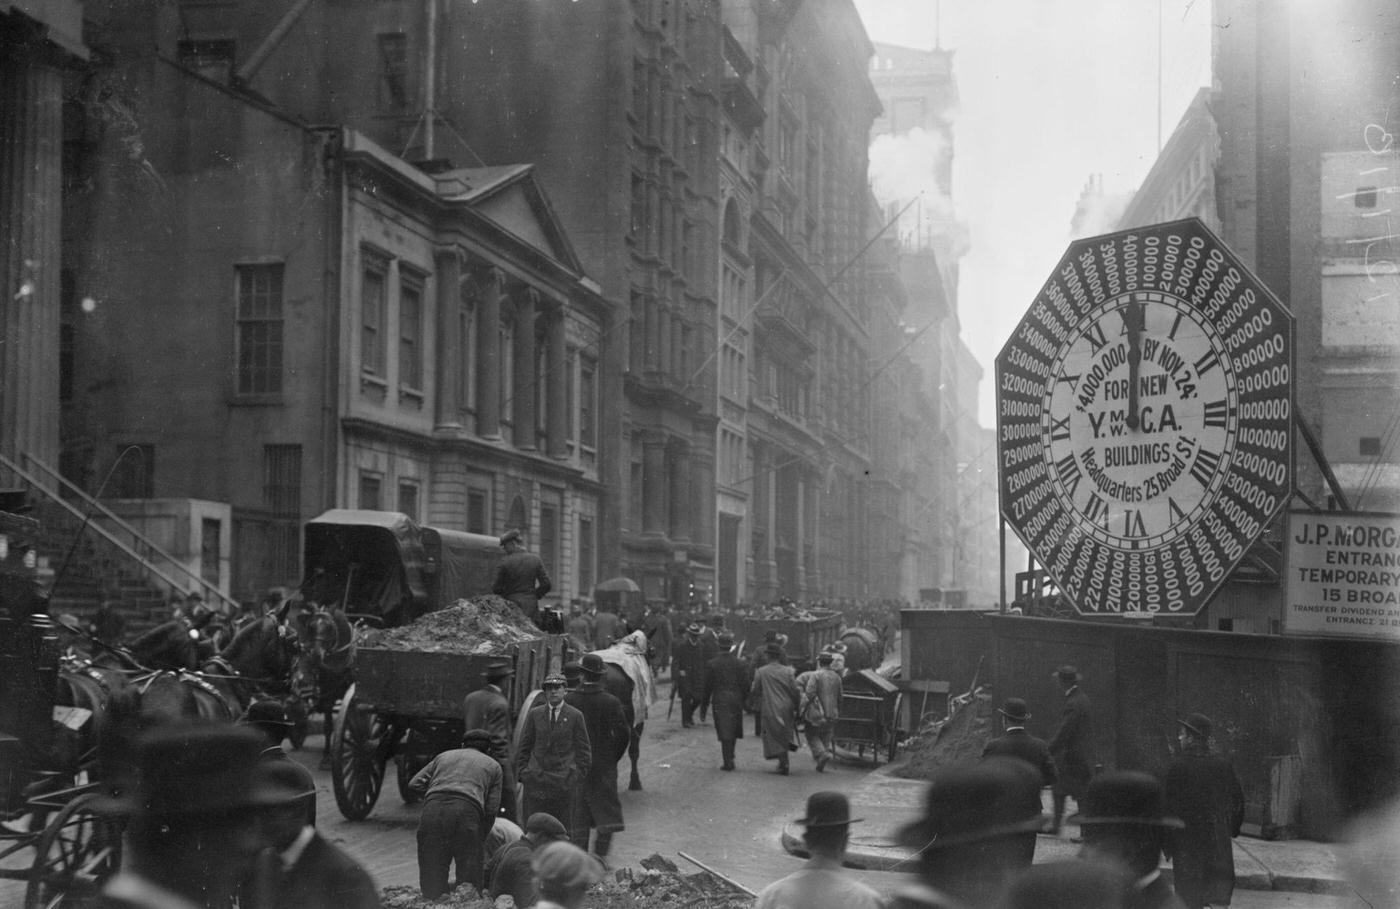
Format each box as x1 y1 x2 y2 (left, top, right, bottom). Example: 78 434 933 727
1044 291 1239 550
995 219 1293 617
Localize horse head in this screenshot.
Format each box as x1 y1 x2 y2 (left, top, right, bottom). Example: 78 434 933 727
307 606 356 675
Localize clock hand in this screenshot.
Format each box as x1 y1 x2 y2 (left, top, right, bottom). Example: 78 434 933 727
1125 306 1143 431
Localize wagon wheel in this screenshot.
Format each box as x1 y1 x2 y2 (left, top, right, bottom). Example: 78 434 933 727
887 693 904 763
507 689 543 821
25 792 123 909
330 683 389 821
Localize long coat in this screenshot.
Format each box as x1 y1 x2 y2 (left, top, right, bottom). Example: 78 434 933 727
1048 686 1094 797
702 651 752 742
750 661 800 759
514 702 591 798
672 634 708 700
565 684 631 832
493 550 551 617
983 728 1058 787
1163 750 1245 908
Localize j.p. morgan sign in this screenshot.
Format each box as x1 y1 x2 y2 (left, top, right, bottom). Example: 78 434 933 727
1286 511 1400 640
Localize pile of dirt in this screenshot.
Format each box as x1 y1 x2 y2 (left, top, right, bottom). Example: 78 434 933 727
379 856 751 909
746 602 837 621
362 595 541 653
895 685 996 780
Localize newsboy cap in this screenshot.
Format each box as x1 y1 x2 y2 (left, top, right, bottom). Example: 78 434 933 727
499 529 523 546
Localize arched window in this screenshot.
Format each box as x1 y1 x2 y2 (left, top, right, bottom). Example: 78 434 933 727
507 495 528 533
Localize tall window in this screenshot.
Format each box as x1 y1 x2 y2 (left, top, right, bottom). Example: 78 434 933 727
361 254 387 376
399 273 424 390
397 480 419 521
578 357 597 448
262 445 302 516
377 33 409 111
500 318 514 423
111 445 155 498
578 516 595 595
236 263 284 395
459 296 476 411
540 503 558 581
358 473 382 510
467 488 489 533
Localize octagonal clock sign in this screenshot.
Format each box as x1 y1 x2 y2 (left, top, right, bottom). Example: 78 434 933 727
996 218 1293 616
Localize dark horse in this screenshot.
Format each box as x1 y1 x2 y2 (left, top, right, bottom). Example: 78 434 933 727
201 610 304 728
296 606 356 767
594 630 656 791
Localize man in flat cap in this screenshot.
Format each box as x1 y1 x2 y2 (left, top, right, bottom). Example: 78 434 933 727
463 659 518 822
1073 771 1186 909
890 756 1048 908
1048 664 1095 835
487 812 569 908
94 724 290 909
515 674 591 836
756 791 882 909
1163 713 1244 909
408 728 504 896
493 529 551 623
532 841 606 909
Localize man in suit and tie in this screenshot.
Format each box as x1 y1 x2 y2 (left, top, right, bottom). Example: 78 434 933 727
463 659 518 822
515 673 592 834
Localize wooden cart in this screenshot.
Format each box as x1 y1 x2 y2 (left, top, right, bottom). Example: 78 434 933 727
330 635 572 821
730 609 842 671
832 669 903 766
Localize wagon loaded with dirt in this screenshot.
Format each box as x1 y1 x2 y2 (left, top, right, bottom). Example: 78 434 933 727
307 511 573 821
728 605 842 671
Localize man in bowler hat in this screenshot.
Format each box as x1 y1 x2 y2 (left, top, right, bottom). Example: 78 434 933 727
983 697 1058 790
243 760 379 909
889 757 1047 909
565 653 632 863
463 658 518 822
408 728 503 896
1073 771 1187 909
1049 664 1095 834
701 630 752 770
94 724 291 909
493 529 551 622
755 792 883 909
671 622 709 726
1163 713 1245 909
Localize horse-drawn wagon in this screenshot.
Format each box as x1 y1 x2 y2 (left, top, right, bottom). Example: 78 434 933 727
729 607 842 671
303 511 574 820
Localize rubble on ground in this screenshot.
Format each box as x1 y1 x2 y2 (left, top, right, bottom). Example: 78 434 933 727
361 595 541 653
895 685 996 780
378 855 751 909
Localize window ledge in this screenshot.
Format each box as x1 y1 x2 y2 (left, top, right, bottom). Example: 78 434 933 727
229 393 285 407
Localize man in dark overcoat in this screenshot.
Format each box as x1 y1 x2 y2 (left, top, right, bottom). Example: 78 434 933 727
463 659 518 822
983 697 1058 789
701 631 751 770
1163 713 1245 909
1048 664 1095 834
515 674 591 834
564 654 632 862
492 529 551 622
671 623 708 727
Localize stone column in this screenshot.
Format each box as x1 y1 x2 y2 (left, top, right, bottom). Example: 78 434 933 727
476 268 503 439
690 450 714 550
544 299 568 459
643 435 667 534
512 288 537 450
0 42 64 475
657 304 672 378
432 246 462 430
668 439 691 542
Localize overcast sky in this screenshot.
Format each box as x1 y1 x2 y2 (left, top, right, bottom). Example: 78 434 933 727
851 0 1213 425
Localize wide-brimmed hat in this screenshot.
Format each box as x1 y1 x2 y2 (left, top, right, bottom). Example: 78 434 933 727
1053 664 1080 684
580 653 607 677
95 724 298 817
1069 771 1184 828
794 791 862 828
500 529 523 547
255 757 316 804
685 622 702 635
897 758 1046 849
482 659 514 680
1178 712 1212 738
242 699 293 728
998 698 1031 723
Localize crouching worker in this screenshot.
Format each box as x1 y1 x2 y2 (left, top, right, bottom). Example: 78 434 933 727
409 728 503 897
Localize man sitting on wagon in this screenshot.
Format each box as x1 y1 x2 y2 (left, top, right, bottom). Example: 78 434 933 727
493 529 551 624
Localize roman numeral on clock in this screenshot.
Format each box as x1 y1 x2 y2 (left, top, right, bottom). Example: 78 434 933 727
1083 492 1110 527
1168 312 1184 341
1203 399 1228 429
1084 322 1109 353
1190 448 1222 487
1055 453 1082 498
1169 497 1186 523
1194 351 1218 376
1123 509 1146 538
1050 414 1071 441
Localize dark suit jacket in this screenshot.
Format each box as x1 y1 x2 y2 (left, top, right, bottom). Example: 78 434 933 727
1164 750 1245 906
514 701 591 796
1049 686 1094 793
565 685 631 830
983 728 1058 786
493 550 551 599
250 833 380 909
702 652 753 741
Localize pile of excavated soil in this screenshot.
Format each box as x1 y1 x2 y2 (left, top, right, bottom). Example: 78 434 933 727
895 686 996 780
743 604 837 621
378 855 750 909
362 595 540 654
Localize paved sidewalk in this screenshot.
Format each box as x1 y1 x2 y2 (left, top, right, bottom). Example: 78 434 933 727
779 760 1354 896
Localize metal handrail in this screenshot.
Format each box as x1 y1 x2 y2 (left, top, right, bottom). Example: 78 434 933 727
0 452 239 613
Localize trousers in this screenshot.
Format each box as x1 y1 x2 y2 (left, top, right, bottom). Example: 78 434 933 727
417 794 486 897
803 721 834 762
